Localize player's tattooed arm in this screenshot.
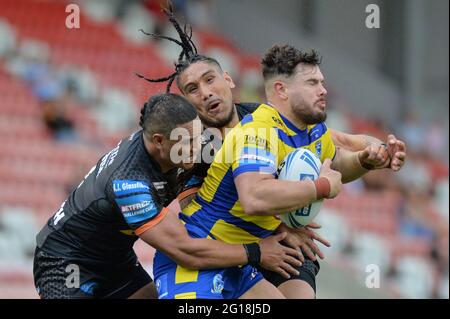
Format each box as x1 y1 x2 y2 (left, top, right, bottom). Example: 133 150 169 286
331 146 370 183
138 208 302 277
330 129 384 152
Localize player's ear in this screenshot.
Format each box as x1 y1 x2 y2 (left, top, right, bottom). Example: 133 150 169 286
223 72 236 89
152 133 165 150
274 80 288 100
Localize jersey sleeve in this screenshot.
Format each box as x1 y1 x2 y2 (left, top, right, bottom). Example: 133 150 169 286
230 121 279 179
106 178 169 236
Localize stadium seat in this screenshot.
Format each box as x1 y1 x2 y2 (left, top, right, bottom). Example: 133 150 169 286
315 208 351 255
351 232 391 277
0 208 38 255
394 256 435 299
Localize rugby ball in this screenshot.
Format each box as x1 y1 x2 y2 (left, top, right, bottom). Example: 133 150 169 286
277 149 323 228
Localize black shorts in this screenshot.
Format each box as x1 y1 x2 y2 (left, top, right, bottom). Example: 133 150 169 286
258 252 320 293
33 248 152 299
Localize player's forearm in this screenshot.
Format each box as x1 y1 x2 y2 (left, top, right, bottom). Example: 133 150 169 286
331 129 383 152
241 179 317 216
140 210 248 270
331 148 368 183
358 134 383 149
176 238 248 269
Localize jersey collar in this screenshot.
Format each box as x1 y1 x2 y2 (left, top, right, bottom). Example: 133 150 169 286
265 102 308 135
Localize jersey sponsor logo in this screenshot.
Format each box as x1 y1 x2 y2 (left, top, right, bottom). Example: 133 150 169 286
239 147 276 167
113 180 150 196
240 154 275 166
244 135 269 150
211 274 224 294
271 116 283 127
121 200 153 213
152 181 166 190
115 193 158 225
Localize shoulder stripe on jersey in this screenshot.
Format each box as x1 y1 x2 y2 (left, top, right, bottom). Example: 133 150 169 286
240 114 254 126
233 165 277 179
276 129 310 148
135 207 170 236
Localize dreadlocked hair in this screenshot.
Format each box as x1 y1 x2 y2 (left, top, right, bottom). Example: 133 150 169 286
139 93 197 137
136 2 222 93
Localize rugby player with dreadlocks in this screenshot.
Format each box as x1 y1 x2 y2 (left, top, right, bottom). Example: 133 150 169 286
33 93 303 299
137 6 406 299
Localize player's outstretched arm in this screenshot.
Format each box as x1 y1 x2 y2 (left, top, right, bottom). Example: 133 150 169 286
138 208 302 278
330 130 407 172
331 136 407 183
330 129 384 152
331 146 369 183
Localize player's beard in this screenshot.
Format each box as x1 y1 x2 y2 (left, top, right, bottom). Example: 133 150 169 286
199 103 236 128
293 103 327 125
299 110 327 125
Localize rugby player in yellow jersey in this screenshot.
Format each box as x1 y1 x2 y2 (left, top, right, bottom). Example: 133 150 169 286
137 8 406 299
150 43 407 299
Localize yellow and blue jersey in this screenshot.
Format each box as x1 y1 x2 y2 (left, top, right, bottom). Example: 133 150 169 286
181 103 336 244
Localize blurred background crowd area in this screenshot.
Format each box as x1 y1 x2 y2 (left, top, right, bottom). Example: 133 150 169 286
0 0 448 298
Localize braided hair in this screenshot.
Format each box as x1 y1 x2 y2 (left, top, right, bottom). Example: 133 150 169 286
136 3 222 93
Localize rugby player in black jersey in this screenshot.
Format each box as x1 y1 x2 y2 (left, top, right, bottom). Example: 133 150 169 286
33 93 303 299
136 7 406 299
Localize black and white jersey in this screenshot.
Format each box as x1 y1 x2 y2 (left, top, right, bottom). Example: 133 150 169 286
36 131 178 267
